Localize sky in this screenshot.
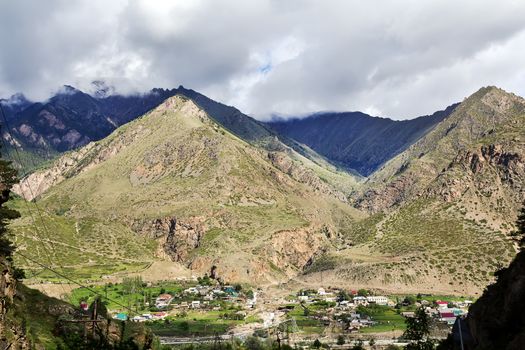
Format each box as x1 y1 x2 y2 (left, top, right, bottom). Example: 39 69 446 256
1 0 525 120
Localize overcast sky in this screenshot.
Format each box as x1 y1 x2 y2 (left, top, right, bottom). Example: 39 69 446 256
1 0 525 120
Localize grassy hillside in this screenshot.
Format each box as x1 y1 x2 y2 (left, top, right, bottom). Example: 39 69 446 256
10 96 360 285
296 87 524 294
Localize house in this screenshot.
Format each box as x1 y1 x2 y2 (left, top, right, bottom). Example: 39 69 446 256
401 312 415 318
439 311 456 325
366 296 388 305
352 296 369 306
436 301 449 309
317 288 327 295
184 287 199 295
152 312 168 320
191 300 201 309
155 293 174 308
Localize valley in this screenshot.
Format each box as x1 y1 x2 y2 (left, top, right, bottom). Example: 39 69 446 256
3 85 522 298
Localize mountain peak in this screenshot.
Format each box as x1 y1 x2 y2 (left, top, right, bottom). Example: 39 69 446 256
460 85 525 118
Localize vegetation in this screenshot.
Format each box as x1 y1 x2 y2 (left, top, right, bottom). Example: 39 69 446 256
403 307 435 350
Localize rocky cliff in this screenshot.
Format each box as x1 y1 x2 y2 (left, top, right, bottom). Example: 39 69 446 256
442 246 525 350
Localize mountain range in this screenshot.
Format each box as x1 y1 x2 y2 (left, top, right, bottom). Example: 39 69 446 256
3 84 525 295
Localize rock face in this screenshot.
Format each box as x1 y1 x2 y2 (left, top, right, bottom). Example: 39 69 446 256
430 144 525 204
132 216 205 262
444 250 525 349
355 87 525 216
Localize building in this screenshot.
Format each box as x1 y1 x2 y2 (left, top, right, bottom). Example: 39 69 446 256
152 312 168 320
439 310 456 325
366 296 388 305
352 296 369 306
155 293 174 308
436 301 449 309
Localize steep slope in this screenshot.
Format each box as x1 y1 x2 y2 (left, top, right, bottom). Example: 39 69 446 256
297 87 524 295
2 85 279 174
11 95 360 284
266 105 456 176
358 86 525 216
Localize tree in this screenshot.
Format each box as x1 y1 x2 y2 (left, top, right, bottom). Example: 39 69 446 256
351 340 364 350
336 335 345 345
403 307 435 350
357 289 369 297
244 336 264 350
404 296 416 305
0 153 20 258
313 339 322 349
337 290 350 302
303 307 310 316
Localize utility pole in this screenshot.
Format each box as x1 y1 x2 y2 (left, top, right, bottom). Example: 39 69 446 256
458 316 464 350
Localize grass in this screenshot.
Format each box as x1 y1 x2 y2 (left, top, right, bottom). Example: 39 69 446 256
286 305 325 334
9 97 363 284
8 198 157 282
69 280 195 312
360 309 406 334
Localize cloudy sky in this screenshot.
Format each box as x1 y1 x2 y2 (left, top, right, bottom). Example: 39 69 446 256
1 0 525 120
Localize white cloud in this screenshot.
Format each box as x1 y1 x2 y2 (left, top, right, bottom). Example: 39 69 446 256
1 0 525 119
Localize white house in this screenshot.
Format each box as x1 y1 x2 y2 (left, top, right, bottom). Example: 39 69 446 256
352 296 369 306
366 296 388 305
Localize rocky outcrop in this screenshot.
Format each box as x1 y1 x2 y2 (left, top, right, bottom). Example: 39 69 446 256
131 216 205 262
429 144 525 205
263 226 328 277
356 173 419 212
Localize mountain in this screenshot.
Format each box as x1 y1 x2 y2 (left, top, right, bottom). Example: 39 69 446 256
357 86 525 215
266 105 457 176
11 96 360 284
295 87 524 295
2 85 277 174
7 86 525 296
0 93 32 120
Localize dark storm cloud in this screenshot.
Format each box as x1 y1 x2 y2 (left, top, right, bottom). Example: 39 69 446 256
1 0 525 119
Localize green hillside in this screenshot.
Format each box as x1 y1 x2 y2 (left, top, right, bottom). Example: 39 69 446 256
10 95 360 284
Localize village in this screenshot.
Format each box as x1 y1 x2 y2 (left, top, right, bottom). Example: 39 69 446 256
70 276 474 345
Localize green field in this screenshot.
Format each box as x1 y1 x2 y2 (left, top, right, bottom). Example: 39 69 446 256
147 311 249 337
